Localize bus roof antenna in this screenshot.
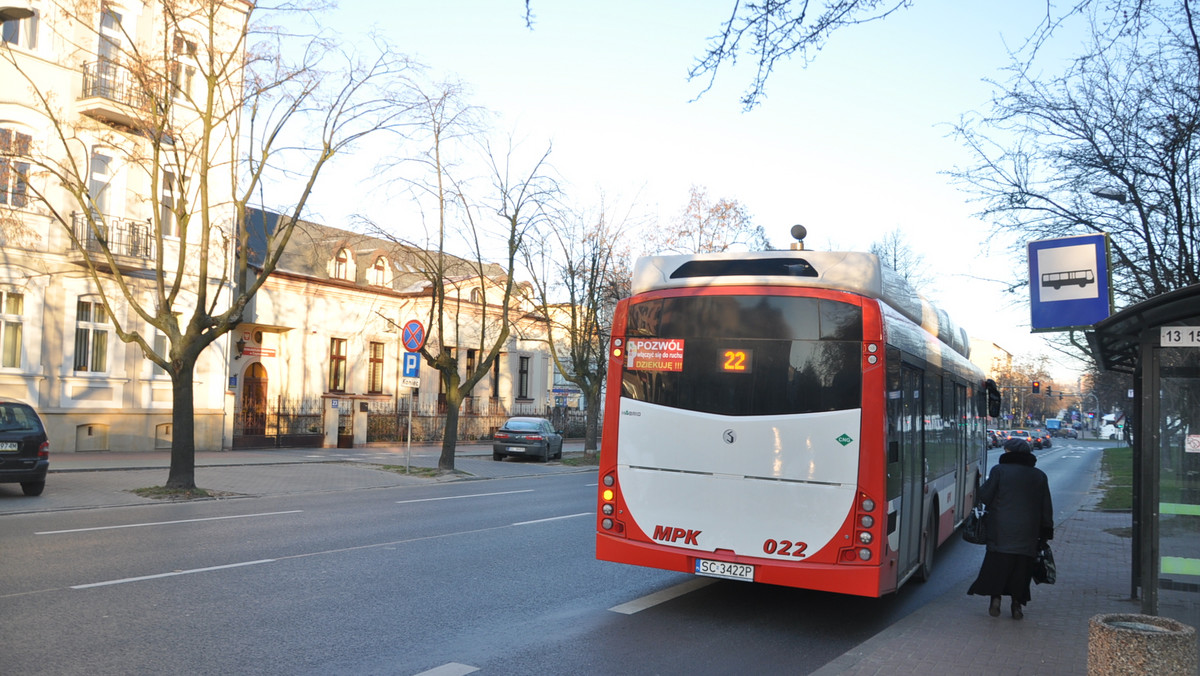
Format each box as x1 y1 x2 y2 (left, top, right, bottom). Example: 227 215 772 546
790 224 807 251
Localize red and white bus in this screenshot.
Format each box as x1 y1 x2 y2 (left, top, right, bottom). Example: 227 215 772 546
596 249 996 597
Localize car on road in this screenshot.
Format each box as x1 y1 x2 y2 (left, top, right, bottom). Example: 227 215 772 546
987 429 1001 448
0 400 49 496
1007 429 1041 450
1057 427 1079 439
1031 429 1052 449
492 417 563 462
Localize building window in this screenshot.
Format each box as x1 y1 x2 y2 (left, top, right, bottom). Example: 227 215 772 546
328 337 347 392
368 341 384 394
159 169 181 237
491 358 500 400
333 249 349 280
151 332 167 377
0 291 23 369
518 356 530 399
470 287 482 304
170 34 197 100
1 9 38 49
88 150 113 214
370 256 387 286
74 299 109 373
0 128 32 208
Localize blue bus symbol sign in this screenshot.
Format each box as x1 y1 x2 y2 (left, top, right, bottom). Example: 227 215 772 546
1028 233 1112 331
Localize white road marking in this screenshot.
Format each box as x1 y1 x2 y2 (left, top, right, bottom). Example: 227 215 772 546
36 510 304 535
608 578 716 615
413 663 479 676
67 504 580 591
71 559 276 589
396 489 533 504
511 512 591 526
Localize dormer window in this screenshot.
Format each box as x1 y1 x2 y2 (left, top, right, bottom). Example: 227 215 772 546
370 256 388 286
333 249 349 280
469 287 482 304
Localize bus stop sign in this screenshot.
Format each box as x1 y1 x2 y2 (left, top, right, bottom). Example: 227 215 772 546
1028 233 1112 331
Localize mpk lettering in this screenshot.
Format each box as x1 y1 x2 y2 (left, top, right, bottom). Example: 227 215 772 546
652 524 701 545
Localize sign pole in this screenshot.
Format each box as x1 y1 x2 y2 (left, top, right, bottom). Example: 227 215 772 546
406 393 412 474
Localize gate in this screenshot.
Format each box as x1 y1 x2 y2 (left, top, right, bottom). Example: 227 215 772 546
233 396 324 449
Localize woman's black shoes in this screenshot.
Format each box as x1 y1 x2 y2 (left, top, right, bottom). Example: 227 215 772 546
1011 603 1024 620
989 597 1001 617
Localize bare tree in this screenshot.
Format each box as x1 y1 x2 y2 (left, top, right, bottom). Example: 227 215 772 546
1 1 415 488
523 196 635 455
370 79 558 471
951 6 1200 312
646 184 772 254
869 228 931 294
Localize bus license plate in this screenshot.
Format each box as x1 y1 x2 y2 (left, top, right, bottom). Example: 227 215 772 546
0 442 17 451
695 559 754 582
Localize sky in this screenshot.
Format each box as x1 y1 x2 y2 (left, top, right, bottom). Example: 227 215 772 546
299 0 1091 383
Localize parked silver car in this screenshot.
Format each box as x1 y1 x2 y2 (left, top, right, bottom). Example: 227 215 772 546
492 417 563 462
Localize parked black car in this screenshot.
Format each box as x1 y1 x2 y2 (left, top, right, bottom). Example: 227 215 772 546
0 400 49 496
492 417 563 462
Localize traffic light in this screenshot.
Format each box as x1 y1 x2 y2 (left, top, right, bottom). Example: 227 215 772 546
1046 385 1052 397
1032 380 1041 394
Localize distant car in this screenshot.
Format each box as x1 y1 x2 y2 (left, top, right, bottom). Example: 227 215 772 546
0 400 49 496
1007 429 1041 450
986 429 1001 448
1031 429 1052 449
1057 428 1079 439
492 417 563 462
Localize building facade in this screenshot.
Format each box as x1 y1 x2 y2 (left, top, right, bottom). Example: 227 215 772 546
228 209 556 449
0 1 246 452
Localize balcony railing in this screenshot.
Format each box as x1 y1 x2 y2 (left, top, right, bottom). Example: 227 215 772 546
79 60 151 124
71 212 154 262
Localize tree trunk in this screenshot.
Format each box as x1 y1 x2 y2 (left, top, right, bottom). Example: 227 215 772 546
166 357 198 489
439 402 460 471
584 386 601 456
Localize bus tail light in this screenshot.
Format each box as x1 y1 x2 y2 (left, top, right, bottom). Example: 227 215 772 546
841 491 878 563
863 342 880 367
599 472 625 535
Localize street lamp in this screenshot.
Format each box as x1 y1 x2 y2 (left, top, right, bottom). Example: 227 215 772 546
1092 187 1128 204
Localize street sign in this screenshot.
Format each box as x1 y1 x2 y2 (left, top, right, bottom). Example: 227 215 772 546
402 319 426 352
1162 326 1200 347
402 351 420 378
1028 233 1112 331
401 377 421 388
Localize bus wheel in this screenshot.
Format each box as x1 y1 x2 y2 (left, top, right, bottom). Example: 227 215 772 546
915 508 936 582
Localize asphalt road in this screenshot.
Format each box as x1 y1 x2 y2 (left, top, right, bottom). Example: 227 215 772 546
0 440 1103 675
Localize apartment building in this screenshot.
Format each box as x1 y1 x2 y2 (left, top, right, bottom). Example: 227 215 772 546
0 1 247 452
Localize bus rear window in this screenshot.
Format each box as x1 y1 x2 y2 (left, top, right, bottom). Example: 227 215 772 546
621 296 863 416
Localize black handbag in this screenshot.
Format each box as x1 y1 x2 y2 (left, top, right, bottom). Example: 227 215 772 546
961 504 987 545
1032 542 1056 584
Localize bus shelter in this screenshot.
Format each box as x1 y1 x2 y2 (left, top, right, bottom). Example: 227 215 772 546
1087 283 1200 624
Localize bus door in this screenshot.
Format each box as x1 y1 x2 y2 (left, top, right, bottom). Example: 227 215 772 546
898 364 925 576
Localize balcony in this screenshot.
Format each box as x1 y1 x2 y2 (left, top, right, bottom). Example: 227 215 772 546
77 60 153 128
69 212 155 269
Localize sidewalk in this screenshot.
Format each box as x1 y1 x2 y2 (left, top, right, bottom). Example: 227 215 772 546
4 445 1196 674
813 504 1148 675
0 442 594 515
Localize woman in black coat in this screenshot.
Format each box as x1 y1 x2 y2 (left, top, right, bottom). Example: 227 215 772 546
967 437 1054 619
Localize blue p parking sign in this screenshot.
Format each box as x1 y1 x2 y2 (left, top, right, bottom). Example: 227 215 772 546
402 352 420 379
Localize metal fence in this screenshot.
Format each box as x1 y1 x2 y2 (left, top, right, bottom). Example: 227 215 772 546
232 396 324 449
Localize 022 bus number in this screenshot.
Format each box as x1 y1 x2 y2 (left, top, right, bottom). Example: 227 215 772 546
762 539 808 557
